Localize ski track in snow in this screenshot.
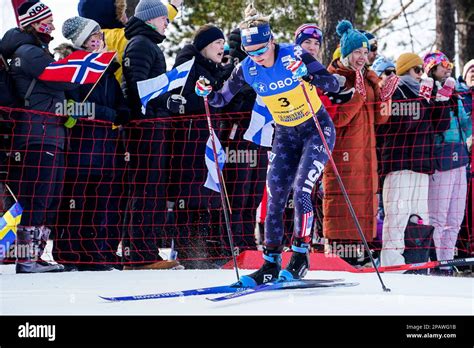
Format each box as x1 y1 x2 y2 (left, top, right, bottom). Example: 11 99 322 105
1 266 473 315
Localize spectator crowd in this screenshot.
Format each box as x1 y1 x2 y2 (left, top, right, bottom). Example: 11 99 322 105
0 0 471 276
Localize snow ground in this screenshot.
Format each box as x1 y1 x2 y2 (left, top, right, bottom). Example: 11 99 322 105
0 265 472 315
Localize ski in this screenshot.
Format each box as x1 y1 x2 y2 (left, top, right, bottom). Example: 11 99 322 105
100 284 243 302
355 257 474 273
207 279 358 302
99 278 345 302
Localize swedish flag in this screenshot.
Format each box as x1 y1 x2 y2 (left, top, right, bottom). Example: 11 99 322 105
0 202 23 258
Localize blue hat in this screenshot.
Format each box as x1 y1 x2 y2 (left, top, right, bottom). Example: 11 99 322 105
372 56 395 76
336 20 370 58
359 29 377 45
241 23 272 46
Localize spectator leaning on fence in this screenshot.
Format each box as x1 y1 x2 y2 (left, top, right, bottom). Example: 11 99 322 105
379 52 451 267
323 20 396 254
51 16 131 271
0 0 82 273
166 24 234 268
121 0 181 270
424 51 472 275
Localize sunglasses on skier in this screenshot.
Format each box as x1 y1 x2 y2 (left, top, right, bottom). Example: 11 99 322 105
242 40 271 57
299 27 322 41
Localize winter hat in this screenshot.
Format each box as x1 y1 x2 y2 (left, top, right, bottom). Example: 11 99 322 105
240 23 272 46
193 25 225 51
372 56 395 76
336 20 370 58
359 29 377 46
294 24 323 46
135 0 168 22
78 0 126 29
423 50 452 75
462 59 474 80
396 53 423 76
18 1 52 28
63 16 100 48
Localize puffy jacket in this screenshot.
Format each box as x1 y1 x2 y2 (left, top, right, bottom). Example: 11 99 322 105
0 28 77 150
78 0 178 83
66 60 129 174
122 16 167 118
379 80 451 175
323 59 389 241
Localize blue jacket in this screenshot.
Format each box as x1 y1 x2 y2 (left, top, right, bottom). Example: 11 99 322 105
433 88 472 171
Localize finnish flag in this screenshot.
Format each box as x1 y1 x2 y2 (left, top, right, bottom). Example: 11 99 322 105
244 95 274 147
137 57 195 113
204 130 226 192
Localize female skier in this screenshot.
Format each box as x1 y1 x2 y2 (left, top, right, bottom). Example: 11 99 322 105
195 4 341 286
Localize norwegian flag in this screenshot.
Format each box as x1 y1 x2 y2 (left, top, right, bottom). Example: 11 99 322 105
38 50 116 84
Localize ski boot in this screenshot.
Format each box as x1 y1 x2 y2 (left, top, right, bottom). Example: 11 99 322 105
238 246 282 288
278 238 310 281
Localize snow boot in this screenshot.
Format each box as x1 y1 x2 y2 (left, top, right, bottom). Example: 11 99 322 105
16 227 64 273
278 238 310 281
238 246 282 287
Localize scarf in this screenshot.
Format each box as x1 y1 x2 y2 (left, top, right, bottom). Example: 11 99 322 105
399 74 420 96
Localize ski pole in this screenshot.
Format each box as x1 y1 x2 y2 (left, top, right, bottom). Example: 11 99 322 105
355 257 474 273
202 95 240 282
298 78 391 292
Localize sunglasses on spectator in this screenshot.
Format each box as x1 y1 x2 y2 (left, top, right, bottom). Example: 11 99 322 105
242 40 271 57
411 66 422 74
370 45 378 52
383 69 395 76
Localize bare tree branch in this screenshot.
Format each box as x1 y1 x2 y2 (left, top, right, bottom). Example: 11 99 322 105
400 0 414 51
370 0 415 34
403 0 432 17
376 17 432 40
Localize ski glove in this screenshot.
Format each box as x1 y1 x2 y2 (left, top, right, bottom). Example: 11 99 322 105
380 74 400 102
325 74 355 104
64 99 91 128
419 77 434 102
167 94 187 114
435 77 455 102
195 77 212 97
114 108 131 127
287 59 309 80
325 87 355 104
